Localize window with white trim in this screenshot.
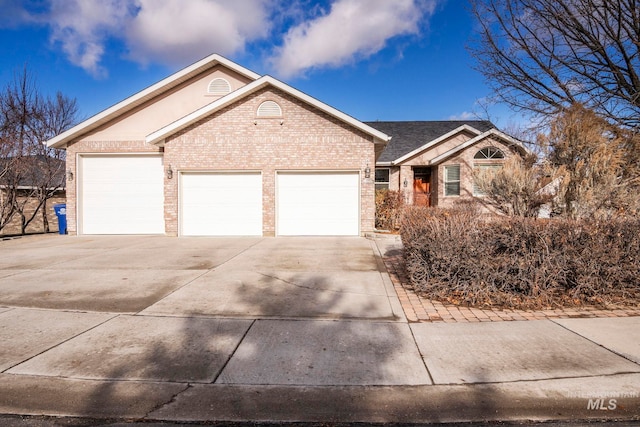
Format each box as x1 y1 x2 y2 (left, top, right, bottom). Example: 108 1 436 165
207 78 231 96
473 147 506 196
375 168 390 191
444 165 461 196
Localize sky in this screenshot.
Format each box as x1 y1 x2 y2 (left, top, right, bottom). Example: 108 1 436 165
0 0 526 129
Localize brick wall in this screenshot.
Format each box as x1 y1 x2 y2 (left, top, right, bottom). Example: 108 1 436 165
65 87 376 236
0 192 66 236
436 138 516 209
165 87 375 236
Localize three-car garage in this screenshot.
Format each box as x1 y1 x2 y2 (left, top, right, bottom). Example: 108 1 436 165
77 156 360 237
50 55 389 237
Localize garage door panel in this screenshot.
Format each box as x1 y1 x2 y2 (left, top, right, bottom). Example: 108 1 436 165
181 173 262 236
81 156 165 235
277 172 359 236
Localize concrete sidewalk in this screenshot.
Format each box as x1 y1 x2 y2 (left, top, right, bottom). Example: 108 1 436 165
0 234 638 425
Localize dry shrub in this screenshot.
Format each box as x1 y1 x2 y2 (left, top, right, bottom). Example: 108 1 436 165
375 189 405 230
401 206 640 309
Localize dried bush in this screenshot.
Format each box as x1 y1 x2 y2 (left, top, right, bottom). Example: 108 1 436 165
375 189 405 231
401 206 640 309
542 104 640 219
473 155 552 217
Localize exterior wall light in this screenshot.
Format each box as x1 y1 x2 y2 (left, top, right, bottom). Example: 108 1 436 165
403 178 408 188
67 170 74 181
364 164 371 179
166 165 173 180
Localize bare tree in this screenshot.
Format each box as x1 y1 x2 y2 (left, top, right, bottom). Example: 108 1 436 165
470 0 640 130
0 68 78 234
541 103 640 218
29 92 76 233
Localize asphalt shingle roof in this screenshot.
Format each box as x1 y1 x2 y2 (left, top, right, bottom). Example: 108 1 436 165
365 120 495 163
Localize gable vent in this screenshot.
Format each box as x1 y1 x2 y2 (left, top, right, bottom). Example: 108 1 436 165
207 78 231 96
257 100 282 117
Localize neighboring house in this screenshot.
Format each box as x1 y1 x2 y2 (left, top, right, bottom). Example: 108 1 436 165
46 54 391 237
367 121 529 208
0 155 66 236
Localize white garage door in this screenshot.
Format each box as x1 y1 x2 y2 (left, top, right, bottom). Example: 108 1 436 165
277 172 359 236
181 172 262 236
80 155 164 235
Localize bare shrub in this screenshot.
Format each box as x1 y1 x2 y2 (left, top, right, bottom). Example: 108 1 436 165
473 154 552 217
375 189 404 231
401 207 640 309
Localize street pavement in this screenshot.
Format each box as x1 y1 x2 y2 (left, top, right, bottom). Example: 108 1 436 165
0 234 638 425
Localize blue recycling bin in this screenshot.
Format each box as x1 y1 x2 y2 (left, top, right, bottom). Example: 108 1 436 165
53 204 67 235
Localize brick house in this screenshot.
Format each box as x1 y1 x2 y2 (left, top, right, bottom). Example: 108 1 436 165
46 54 390 236
367 121 529 208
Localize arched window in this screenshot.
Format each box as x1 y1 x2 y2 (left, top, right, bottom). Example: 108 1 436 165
207 78 231 96
257 100 282 117
474 146 505 159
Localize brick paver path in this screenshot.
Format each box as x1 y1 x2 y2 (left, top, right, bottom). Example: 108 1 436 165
383 250 640 323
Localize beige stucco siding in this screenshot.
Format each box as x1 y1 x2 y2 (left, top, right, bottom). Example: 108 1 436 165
83 66 253 142
163 87 375 236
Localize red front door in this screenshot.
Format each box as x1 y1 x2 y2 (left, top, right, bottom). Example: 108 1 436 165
413 168 431 207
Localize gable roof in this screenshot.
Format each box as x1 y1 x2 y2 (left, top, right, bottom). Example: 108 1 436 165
429 128 531 164
146 75 391 145
47 54 261 148
365 120 495 164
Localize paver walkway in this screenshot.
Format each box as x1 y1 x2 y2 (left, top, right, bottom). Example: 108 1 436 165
382 248 640 323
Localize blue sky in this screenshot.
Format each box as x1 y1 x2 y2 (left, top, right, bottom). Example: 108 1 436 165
0 0 526 128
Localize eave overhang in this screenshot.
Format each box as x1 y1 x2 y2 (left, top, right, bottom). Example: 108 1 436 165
146 75 391 146
46 54 261 149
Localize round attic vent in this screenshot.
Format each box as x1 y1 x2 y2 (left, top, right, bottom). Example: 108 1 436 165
257 100 282 117
207 78 231 96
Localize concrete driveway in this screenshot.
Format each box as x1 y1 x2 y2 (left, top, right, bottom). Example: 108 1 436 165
2 234 640 424
0 234 403 319
0 235 426 395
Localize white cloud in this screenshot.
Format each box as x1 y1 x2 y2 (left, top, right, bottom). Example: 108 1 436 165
47 0 131 78
0 0 35 28
125 0 272 66
448 111 476 121
35 0 272 77
20 0 437 79
270 0 437 78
